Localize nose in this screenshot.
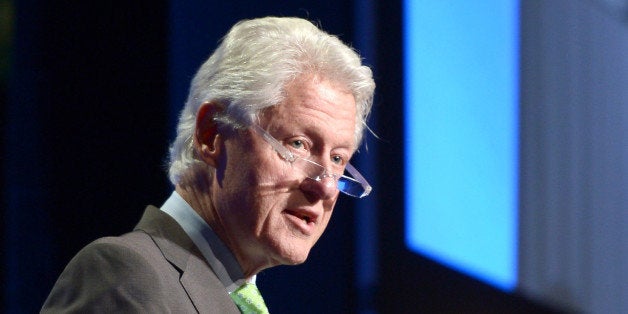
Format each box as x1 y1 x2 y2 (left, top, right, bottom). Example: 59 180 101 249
299 175 338 200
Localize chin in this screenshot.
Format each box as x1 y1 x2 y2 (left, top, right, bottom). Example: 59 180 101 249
279 251 310 265
264 233 318 266
283 258 308 266
274 247 311 266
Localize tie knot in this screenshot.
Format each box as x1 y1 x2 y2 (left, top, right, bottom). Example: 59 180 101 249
230 283 269 314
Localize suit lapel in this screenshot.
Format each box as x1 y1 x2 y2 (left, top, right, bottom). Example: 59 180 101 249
180 253 241 313
135 206 240 313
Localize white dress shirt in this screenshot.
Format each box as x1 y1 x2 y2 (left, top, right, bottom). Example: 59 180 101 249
160 191 255 293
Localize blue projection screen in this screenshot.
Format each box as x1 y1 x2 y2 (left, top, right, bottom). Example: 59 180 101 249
404 1 519 290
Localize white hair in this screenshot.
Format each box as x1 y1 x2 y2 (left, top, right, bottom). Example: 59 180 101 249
168 16 375 184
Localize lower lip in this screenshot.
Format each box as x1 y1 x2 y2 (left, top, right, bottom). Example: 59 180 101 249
284 211 314 236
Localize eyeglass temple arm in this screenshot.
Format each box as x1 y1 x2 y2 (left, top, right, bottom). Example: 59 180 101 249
250 123 296 162
345 162 372 196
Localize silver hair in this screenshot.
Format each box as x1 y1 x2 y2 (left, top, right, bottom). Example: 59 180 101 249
168 16 375 184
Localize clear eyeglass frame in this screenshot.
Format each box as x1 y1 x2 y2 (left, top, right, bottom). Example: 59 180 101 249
250 123 372 198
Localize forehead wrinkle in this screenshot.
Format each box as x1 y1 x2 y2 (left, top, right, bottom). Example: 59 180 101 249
293 106 354 153
293 83 356 146
260 76 357 152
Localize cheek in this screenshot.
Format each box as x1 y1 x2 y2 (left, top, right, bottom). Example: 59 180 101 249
317 199 337 230
314 201 336 234
249 159 297 194
218 152 286 222
221 140 272 188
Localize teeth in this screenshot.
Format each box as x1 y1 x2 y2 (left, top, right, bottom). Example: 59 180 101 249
287 210 312 224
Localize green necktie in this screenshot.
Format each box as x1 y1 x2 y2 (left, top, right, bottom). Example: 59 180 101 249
230 283 269 314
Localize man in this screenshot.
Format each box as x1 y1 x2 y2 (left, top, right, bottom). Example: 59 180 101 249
42 16 375 313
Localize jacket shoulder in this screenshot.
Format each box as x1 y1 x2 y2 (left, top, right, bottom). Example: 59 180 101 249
41 232 193 313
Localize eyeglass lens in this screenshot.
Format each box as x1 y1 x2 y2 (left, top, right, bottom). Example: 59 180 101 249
291 158 364 197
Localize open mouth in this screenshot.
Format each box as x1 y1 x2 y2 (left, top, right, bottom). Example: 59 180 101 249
285 209 315 225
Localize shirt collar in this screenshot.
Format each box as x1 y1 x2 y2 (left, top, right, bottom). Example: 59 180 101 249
160 191 252 292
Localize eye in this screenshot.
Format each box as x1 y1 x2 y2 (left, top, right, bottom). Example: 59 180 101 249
289 139 305 150
285 138 311 156
331 155 345 165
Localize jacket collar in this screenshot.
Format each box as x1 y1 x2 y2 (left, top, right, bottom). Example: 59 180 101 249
134 206 240 313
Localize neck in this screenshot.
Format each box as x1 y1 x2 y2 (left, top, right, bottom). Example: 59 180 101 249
175 167 270 279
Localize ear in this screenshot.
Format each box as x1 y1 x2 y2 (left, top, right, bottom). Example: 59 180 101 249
194 102 224 167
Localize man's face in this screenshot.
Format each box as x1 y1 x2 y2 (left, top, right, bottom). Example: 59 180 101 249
210 75 357 274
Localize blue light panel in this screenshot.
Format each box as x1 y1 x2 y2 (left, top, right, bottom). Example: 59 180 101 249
404 1 519 290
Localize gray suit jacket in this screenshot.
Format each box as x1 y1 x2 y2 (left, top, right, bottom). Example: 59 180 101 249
41 206 241 313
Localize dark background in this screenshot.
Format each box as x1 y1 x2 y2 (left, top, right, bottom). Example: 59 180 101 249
2 1 564 313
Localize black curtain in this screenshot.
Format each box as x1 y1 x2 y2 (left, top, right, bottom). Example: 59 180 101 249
3 1 359 313
3 2 169 312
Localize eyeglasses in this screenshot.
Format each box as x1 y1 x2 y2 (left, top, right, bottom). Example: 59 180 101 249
250 123 372 198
